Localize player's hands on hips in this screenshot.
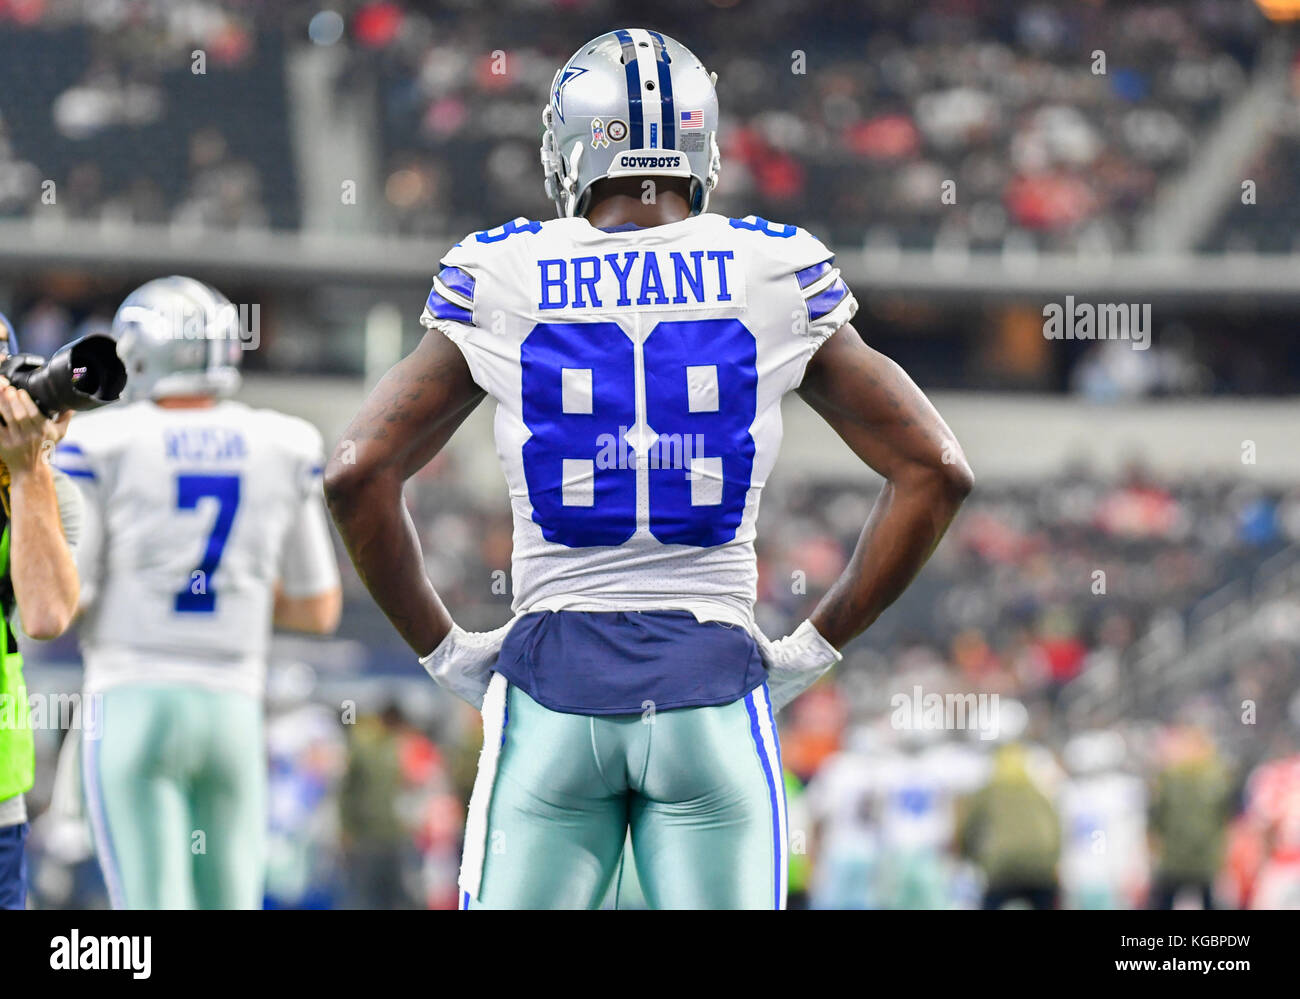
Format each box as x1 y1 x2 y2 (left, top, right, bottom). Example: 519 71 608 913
419 620 515 710
757 619 842 712
0 376 71 475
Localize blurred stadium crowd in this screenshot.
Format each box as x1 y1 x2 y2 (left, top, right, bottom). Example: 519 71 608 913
0 0 1276 249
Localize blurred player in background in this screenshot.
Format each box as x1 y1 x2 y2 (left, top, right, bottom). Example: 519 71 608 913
328 30 973 909
263 662 349 910
869 727 984 909
806 724 989 909
0 311 83 909
1058 730 1149 909
54 277 342 909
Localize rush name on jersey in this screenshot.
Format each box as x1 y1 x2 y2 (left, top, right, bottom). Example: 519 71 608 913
54 400 339 698
420 213 857 630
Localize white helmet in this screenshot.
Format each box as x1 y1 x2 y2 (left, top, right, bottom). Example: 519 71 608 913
541 29 721 218
112 276 243 402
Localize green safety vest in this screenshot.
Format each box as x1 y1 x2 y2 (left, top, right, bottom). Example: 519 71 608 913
0 523 32 802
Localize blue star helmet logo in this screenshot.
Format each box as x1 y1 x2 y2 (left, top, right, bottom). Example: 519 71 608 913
553 64 587 124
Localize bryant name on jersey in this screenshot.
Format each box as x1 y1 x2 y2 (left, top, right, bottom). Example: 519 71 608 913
536 247 736 310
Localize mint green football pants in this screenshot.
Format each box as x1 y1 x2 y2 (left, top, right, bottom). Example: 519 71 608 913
81 685 266 909
460 674 788 910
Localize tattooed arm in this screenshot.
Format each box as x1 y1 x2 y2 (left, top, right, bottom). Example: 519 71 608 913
796 324 974 649
324 330 484 656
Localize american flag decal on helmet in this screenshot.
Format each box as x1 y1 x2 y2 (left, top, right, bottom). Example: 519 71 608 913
680 109 704 129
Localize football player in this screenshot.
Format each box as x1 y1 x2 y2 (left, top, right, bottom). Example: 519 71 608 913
56 277 342 909
327 30 973 909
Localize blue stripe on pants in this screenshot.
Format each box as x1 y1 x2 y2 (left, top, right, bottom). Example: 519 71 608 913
744 690 782 910
82 716 125 909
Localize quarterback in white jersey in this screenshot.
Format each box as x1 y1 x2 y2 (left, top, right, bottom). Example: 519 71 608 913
328 29 973 909
64 398 335 698
1059 731 1150 909
56 276 341 909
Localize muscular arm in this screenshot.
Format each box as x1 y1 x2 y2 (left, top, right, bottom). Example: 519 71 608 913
796 324 973 649
323 330 484 656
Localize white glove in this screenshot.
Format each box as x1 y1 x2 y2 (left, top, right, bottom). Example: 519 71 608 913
418 621 515 710
757 619 842 712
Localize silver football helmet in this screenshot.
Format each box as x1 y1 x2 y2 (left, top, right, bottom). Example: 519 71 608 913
541 29 721 218
111 276 243 402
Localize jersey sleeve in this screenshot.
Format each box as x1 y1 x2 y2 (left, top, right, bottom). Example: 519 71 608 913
418 219 541 397
279 492 340 598
418 230 496 391
53 420 107 609
778 224 858 350
419 238 480 335
51 434 101 495
51 467 84 555
277 418 341 598
728 217 859 395
68 474 104 612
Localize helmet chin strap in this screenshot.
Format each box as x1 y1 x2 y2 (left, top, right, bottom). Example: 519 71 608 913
541 105 590 219
562 142 584 217
690 180 705 215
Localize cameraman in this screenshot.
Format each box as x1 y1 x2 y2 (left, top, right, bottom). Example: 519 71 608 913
0 312 83 909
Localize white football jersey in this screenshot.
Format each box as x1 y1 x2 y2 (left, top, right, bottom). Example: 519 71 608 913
420 213 857 630
1059 772 1150 906
55 400 340 698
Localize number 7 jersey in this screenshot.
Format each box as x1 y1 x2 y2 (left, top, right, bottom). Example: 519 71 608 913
54 400 341 698
421 213 857 630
